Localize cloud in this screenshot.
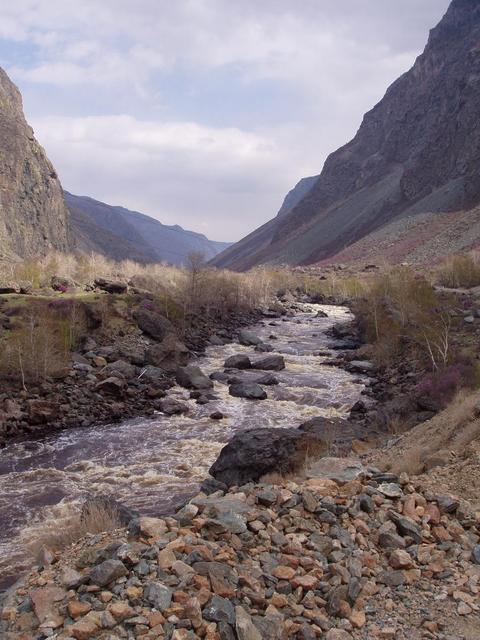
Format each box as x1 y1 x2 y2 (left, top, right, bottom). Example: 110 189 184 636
0 0 452 240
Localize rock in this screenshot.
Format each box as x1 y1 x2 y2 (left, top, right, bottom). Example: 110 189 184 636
69 619 99 640
89 559 128 586
31 586 66 623
176 365 213 390
306 457 365 484
146 334 190 372
27 400 59 424
251 354 285 371
347 360 375 373
436 494 459 514
159 397 189 415
472 544 480 564
378 531 407 550
224 354 252 369
203 595 236 625
68 600 92 619
423 449 451 470
209 427 326 487
389 512 423 543
134 307 174 341
229 383 267 400
102 359 137 380
235 606 262 640
95 376 126 396
60 567 87 590
51 275 75 291
129 516 167 538
143 582 173 611
389 549 413 569
238 329 263 346
378 483 403 499
94 277 128 294
326 630 352 639
0 281 20 294
210 411 224 420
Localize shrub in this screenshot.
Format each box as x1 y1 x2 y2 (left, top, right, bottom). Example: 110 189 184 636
436 253 480 289
416 359 480 406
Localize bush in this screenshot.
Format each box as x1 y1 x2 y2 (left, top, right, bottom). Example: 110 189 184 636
436 254 480 289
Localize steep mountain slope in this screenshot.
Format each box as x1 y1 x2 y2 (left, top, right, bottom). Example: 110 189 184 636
213 0 480 270
0 67 71 260
212 174 318 270
67 192 230 265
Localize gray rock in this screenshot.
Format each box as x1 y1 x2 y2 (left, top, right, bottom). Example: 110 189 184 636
238 329 263 346
176 365 213 390
134 307 174 341
94 278 128 294
229 383 267 400
389 511 423 543
143 582 173 611
472 544 480 564
378 483 403 499
159 397 189 415
95 377 126 396
89 559 128 586
224 354 252 369
251 355 285 371
203 595 236 625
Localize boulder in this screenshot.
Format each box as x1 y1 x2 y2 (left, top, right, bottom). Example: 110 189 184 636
229 383 267 400
0 281 20 294
51 275 75 291
209 427 327 487
176 365 213 390
159 397 189 415
94 278 128 294
89 559 127 587
238 329 263 346
251 355 285 371
228 372 279 386
146 334 190 373
95 377 126 396
299 416 346 438
102 359 137 380
27 400 59 424
224 354 252 370
134 307 174 341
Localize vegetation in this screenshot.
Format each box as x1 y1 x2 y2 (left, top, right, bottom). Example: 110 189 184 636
436 252 480 289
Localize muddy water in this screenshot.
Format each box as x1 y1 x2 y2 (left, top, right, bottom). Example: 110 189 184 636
0 304 365 592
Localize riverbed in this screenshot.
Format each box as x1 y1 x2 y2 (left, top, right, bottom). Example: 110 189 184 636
0 304 365 593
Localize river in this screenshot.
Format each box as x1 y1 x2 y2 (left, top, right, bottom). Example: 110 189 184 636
0 303 366 594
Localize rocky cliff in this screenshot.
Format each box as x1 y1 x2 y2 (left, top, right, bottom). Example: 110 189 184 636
0 68 71 260
213 0 480 269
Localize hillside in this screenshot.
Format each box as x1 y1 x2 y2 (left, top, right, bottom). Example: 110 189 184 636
213 0 480 270
0 67 71 260
67 192 230 265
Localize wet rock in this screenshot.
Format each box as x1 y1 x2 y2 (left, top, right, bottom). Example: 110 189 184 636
134 307 174 341
346 360 375 373
209 427 326 486
159 397 189 415
238 329 263 346
176 365 213 390
251 354 285 371
224 354 252 369
210 411 224 420
229 382 267 400
89 559 128 586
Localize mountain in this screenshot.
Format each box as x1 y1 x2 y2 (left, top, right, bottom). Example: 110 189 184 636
212 0 480 270
0 67 71 260
67 192 230 265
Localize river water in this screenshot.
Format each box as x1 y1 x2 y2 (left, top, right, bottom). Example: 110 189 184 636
0 304 365 593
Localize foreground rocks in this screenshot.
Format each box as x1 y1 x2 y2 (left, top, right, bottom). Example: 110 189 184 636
3 463 480 639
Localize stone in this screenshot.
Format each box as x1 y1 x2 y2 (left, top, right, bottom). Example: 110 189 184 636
108 602 135 621
176 365 213 390
224 354 252 369
472 544 480 564
30 586 66 623
95 376 126 396
203 595 236 625
68 600 92 618
235 606 262 640
94 277 128 294
81 495 139 526
89 559 128 586
238 329 263 346
27 400 59 424
229 382 267 400
143 582 173 611
378 483 403 499
134 307 174 341
251 354 285 371
146 335 190 373
389 512 423 543
159 397 189 415
389 550 413 569
325 630 352 640
129 516 167 538
69 619 99 640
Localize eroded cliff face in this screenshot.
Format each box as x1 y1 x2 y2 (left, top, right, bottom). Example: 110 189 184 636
213 0 480 269
0 68 71 260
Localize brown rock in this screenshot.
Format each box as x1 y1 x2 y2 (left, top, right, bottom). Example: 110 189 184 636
68 600 92 619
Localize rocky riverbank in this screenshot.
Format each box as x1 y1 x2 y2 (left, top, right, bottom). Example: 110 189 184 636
2 455 479 639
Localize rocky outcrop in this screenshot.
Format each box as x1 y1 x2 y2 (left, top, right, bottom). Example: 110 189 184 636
0 67 71 260
212 0 480 269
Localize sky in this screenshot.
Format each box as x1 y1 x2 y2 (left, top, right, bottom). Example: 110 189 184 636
0 1 451 242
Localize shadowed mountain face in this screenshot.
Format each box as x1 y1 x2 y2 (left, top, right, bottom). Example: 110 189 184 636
67 192 230 265
0 68 71 260
212 0 480 270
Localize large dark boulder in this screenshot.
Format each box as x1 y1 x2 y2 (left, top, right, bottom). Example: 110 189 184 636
252 355 285 371
299 416 346 437
134 307 174 341
228 382 267 400
224 354 252 370
209 428 327 487
176 365 213 390
94 278 128 294
227 372 279 386
238 329 263 346
145 335 190 373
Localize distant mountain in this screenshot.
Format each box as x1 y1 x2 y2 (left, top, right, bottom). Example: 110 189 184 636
213 0 480 270
67 192 230 265
0 67 71 260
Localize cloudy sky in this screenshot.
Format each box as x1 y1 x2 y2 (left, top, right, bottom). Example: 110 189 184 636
0 1 450 241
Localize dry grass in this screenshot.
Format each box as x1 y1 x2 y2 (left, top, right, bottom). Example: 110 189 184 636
24 502 122 563
436 252 480 289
